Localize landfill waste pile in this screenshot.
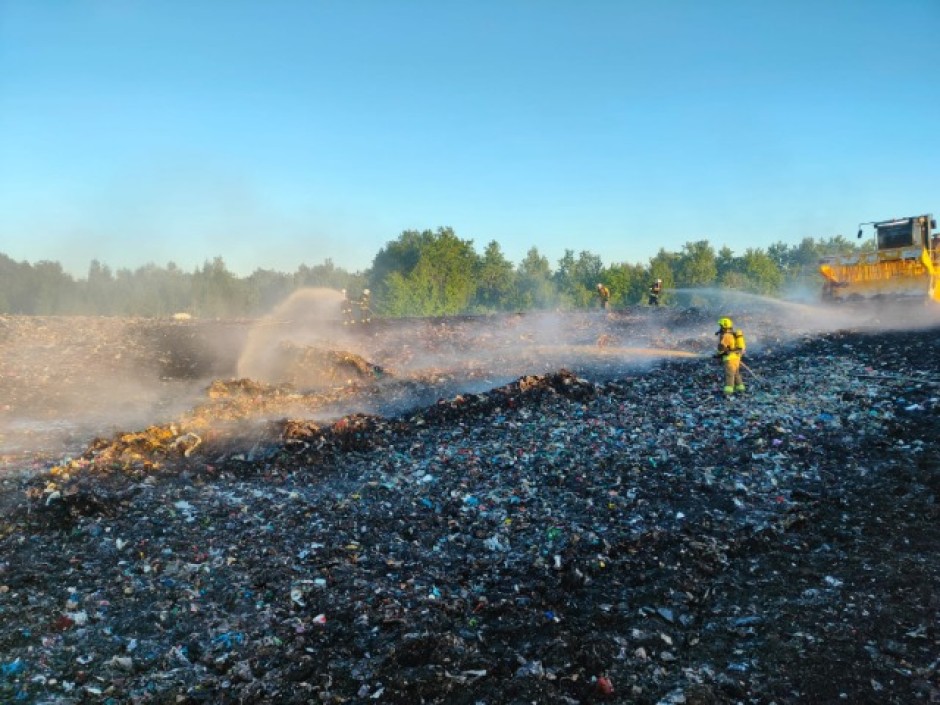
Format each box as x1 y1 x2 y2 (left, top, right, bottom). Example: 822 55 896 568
0 303 938 704
0 316 247 470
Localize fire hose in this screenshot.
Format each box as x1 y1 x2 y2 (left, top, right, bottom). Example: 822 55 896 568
739 359 764 384
712 352 764 385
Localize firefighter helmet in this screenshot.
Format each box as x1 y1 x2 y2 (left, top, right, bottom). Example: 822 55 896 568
718 317 733 329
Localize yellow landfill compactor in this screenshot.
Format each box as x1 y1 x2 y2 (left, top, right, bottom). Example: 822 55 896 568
819 214 940 303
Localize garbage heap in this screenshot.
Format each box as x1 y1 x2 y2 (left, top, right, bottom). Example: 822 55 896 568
0 321 938 704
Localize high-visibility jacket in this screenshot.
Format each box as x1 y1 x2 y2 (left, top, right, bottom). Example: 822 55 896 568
717 328 745 358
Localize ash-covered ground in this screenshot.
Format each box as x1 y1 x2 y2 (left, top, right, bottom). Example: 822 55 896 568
0 294 938 704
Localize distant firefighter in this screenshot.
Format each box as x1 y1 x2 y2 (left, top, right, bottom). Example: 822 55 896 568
340 289 354 325
648 278 663 306
595 283 610 309
359 289 372 323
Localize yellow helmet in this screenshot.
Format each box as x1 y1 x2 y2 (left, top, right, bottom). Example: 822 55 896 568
718 317 733 329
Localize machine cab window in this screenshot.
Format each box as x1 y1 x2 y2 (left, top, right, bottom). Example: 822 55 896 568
876 219 915 249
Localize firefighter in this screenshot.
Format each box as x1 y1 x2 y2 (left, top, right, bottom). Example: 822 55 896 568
715 317 746 395
340 289 354 325
648 278 663 306
596 283 610 309
359 289 372 323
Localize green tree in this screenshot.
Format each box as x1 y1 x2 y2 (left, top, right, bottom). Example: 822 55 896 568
720 269 751 290
789 238 827 272
515 247 556 309
369 227 479 316
766 241 796 278
246 268 294 315
295 258 356 291
555 249 604 308
193 257 242 318
715 246 736 283
131 263 170 316
775 237 838 294
161 262 193 314
819 234 862 256
368 229 434 307
601 261 647 307
474 240 516 311
32 260 75 314
381 271 419 317
674 240 717 289
0 254 32 313
409 229 479 315
85 259 115 314
739 248 783 295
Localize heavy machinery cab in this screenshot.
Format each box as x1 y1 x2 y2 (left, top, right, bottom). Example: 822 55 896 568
819 214 939 303
870 215 936 253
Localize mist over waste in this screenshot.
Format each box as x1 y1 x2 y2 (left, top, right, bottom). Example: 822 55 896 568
3 288 939 467
0 290 938 704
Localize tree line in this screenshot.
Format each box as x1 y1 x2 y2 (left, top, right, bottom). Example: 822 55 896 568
0 228 866 317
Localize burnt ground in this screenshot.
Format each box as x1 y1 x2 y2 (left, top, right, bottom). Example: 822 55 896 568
0 307 938 704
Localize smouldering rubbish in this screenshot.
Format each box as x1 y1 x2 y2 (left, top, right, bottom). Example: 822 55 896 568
0 302 938 704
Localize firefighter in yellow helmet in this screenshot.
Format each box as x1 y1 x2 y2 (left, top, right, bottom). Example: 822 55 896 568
596 283 610 309
715 317 746 395
648 278 663 306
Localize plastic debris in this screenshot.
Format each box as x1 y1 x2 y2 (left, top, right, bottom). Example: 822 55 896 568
0 308 938 704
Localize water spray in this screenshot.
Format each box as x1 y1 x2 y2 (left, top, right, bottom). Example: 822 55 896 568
533 345 703 359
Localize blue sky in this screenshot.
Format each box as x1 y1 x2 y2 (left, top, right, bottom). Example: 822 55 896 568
1 0 938 278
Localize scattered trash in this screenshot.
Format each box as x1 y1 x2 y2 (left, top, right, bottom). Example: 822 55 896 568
0 309 937 703
596 675 615 695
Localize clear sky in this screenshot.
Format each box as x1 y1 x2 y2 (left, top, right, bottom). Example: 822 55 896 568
1 0 938 278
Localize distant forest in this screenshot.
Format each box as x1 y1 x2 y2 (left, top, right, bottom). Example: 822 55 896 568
0 227 866 317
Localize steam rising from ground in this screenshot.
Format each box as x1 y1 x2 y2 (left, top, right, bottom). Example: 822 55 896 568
0 317 212 462
238 288 707 392
4 287 939 470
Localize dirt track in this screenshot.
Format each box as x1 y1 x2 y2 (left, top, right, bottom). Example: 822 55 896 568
0 308 938 704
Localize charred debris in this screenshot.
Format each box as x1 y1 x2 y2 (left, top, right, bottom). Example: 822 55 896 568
0 308 938 704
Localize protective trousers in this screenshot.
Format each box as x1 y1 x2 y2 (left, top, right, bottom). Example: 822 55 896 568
722 353 744 394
